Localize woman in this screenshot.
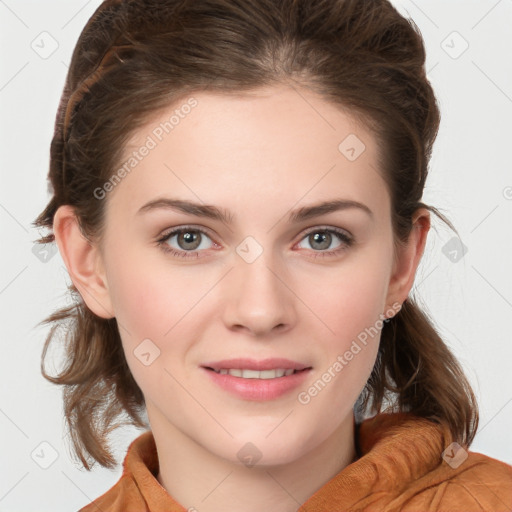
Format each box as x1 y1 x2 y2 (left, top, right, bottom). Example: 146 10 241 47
34 0 512 510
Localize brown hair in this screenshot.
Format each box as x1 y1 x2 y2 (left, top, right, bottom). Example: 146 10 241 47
34 0 478 469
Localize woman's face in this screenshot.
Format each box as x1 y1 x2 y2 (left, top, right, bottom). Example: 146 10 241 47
96 84 406 465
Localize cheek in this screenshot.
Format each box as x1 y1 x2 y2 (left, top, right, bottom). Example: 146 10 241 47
108 267 170 341
104 248 223 381
104 253 202 398
308 256 391 344
104 243 200 338
300 246 392 400
296 269 387 425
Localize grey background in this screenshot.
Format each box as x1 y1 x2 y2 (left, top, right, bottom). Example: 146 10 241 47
1 0 511 510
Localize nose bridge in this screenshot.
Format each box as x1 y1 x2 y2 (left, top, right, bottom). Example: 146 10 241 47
224 236 294 334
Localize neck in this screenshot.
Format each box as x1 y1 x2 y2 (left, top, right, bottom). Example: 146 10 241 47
150 408 356 512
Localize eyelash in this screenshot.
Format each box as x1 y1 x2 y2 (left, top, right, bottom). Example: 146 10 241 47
156 225 354 260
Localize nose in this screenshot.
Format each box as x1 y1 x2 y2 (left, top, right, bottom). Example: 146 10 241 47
222 248 296 337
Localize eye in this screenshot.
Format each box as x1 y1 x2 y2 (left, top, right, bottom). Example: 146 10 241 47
156 226 217 259
295 227 354 258
156 225 354 260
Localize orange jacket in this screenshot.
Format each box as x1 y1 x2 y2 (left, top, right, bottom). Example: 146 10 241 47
79 413 512 511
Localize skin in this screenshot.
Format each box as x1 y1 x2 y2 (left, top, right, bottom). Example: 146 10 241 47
53 83 430 512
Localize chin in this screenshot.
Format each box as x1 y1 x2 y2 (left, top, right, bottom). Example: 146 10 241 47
218 426 317 467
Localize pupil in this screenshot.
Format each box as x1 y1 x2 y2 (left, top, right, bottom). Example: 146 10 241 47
311 232 330 250
180 231 200 250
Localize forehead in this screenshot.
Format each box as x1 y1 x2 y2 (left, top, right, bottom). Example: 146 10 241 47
106 84 389 222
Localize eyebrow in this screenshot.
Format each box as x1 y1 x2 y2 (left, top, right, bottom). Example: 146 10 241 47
137 197 373 224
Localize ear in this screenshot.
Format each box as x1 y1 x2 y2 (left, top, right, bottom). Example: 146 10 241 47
53 205 114 319
384 208 430 316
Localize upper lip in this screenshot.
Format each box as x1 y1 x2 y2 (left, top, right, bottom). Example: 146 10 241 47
202 358 311 371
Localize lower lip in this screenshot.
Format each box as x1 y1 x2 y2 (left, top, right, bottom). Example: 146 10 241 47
202 367 311 401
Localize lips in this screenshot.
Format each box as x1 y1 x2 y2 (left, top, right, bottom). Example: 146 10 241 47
202 359 313 400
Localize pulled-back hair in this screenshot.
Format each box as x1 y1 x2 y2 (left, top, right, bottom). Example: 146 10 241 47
34 0 478 469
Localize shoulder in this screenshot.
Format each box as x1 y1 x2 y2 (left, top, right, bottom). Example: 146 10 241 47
405 451 512 511
353 413 512 511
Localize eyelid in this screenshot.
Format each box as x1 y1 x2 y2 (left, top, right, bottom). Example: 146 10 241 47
299 224 352 240
157 224 217 240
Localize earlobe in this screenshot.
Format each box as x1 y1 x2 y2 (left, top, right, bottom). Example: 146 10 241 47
385 208 431 314
53 205 115 319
